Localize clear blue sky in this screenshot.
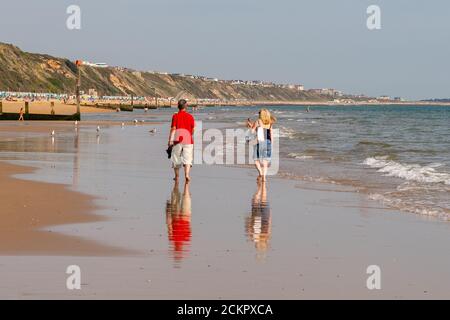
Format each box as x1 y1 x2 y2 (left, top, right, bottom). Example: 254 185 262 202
1 0 449 99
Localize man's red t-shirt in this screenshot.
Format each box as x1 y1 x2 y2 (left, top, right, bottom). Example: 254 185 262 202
171 110 195 145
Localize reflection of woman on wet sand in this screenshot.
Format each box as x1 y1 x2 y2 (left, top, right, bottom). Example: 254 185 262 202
165 181 192 264
245 181 272 257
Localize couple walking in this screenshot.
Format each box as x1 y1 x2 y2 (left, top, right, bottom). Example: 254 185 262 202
168 100 276 182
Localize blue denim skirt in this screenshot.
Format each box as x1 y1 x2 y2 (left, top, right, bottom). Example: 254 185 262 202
253 140 272 161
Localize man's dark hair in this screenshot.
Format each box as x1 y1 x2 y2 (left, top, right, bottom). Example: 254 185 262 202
178 99 188 110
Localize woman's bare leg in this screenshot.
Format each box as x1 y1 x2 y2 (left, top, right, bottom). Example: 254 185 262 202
255 160 263 178
262 160 269 181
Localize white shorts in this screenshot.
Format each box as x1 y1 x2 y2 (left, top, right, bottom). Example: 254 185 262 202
171 144 194 168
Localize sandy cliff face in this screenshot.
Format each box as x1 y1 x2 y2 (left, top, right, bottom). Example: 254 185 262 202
0 43 327 101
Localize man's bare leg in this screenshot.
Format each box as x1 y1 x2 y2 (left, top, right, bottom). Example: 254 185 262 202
174 167 180 181
184 164 191 182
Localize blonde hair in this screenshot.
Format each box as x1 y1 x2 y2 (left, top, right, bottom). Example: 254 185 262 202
259 109 276 126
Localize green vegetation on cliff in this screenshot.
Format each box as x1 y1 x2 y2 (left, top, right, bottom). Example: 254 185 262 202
0 43 331 102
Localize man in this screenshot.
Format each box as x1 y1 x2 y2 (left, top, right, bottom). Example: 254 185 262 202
168 99 195 182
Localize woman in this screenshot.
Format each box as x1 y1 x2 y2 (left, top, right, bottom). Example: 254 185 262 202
252 109 276 181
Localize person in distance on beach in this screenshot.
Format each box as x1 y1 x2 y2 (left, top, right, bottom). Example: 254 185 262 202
18 107 24 121
168 99 196 182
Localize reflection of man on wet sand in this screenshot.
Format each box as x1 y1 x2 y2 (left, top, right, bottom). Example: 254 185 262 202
246 181 272 257
165 181 192 264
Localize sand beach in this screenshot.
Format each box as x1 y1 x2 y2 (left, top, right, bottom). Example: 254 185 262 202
0 115 449 299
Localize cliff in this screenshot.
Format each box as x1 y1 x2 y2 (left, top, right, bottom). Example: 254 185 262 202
0 43 330 102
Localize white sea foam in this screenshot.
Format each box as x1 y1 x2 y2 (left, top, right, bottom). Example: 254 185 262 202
279 126 297 139
363 156 450 185
368 193 445 218
288 153 313 160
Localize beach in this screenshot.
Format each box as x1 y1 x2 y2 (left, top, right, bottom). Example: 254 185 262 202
1 113 450 299
0 161 129 256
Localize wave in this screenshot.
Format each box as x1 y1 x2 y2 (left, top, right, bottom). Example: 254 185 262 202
288 153 313 160
369 193 449 220
363 156 450 185
357 141 392 148
278 126 297 139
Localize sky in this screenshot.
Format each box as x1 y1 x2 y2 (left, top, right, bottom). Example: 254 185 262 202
0 0 449 100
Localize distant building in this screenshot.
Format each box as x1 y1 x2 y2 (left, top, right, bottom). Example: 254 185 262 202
88 88 98 97
82 61 109 68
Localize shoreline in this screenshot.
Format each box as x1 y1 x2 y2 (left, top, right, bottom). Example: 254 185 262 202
2 99 450 115
214 101 450 107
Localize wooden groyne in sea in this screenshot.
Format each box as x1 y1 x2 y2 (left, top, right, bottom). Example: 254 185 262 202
0 112 80 121
0 101 80 121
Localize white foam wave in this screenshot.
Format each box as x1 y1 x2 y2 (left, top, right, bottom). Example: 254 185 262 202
369 193 447 219
279 126 297 139
363 156 450 185
288 153 313 160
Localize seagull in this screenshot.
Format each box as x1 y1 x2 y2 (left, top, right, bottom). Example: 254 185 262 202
144 108 148 112
75 120 78 126
134 119 138 124
96 126 101 134
50 130 55 136
149 128 157 134
141 120 145 123
121 122 125 127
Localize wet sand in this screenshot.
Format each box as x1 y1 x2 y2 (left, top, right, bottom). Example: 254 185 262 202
0 120 450 299
0 161 127 256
